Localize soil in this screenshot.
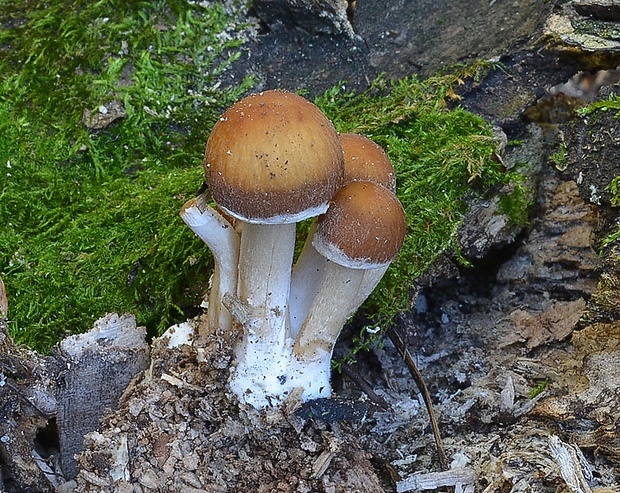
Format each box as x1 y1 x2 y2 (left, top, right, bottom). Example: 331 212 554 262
74 319 385 493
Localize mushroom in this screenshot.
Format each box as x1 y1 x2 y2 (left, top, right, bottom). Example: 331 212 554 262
204 89 344 406
289 133 397 338
339 132 396 192
291 180 406 399
179 193 240 336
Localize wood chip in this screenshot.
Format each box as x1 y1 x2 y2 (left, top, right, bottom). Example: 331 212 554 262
548 435 593 493
81 100 126 130
395 467 477 492
507 298 586 349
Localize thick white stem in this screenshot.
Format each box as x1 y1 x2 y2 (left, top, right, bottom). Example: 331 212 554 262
291 261 389 400
180 195 240 335
229 222 297 408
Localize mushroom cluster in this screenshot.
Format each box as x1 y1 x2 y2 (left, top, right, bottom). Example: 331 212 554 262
181 90 406 408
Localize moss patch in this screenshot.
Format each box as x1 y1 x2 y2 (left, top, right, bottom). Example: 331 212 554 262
0 0 253 350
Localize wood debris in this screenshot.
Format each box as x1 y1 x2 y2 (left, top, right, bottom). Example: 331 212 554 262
506 298 586 349
548 435 593 493
81 100 126 130
395 466 476 493
73 318 385 492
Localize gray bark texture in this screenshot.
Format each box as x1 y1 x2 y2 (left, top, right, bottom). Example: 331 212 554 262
252 0 356 37
0 313 148 490
56 313 149 480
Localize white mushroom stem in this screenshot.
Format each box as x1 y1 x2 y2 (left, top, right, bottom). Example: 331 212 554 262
291 259 389 399
289 221 326 340
229 222 296 408
180 194 240 335
290 181 406 401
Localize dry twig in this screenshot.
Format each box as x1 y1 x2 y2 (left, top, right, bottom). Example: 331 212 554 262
388 327 449 469
341 363 391 410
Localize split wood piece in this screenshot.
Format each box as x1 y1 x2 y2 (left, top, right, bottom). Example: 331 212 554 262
395 466 477 493
311 431 341 479
57 313 149 479
548 435 593 493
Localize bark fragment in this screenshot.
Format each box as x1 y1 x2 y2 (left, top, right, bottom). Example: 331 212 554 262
56 313 149 479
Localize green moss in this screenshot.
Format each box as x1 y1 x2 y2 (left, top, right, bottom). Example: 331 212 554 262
528 381 548 399
573 19 620 42
601 176 620 250
549 145 568 171
576 100 620 252
607 176 620 208
0 0 253 350
498 177 533 229
577 94 620 117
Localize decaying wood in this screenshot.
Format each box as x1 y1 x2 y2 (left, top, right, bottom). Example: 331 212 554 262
0 313 148 490
0 315 58 491
548 435 593 493
572 0 620 22
221 291 255 328
395 466 477 493
252 0 356 38
507 298 587 349
56 313 149 479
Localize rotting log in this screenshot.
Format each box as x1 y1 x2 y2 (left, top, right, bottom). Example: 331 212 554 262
0 315 58 491
0 313 148 490
252 0 356 38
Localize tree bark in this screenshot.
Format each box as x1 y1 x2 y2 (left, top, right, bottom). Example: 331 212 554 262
252 0 356 37
0 313 148 489
56 313 149 479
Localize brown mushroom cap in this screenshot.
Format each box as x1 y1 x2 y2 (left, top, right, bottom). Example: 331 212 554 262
312 181 406 269
204 90 344 224
340 133 396 193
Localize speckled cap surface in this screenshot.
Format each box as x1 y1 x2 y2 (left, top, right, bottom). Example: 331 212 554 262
205 90 344 224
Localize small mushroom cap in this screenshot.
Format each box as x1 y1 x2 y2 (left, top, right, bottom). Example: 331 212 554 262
205 90 344 224
340 133 396 193
312 181 406 269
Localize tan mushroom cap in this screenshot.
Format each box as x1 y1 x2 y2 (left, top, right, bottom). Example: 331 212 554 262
340 133 396 193
204 90 344 224
312 181 406 269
